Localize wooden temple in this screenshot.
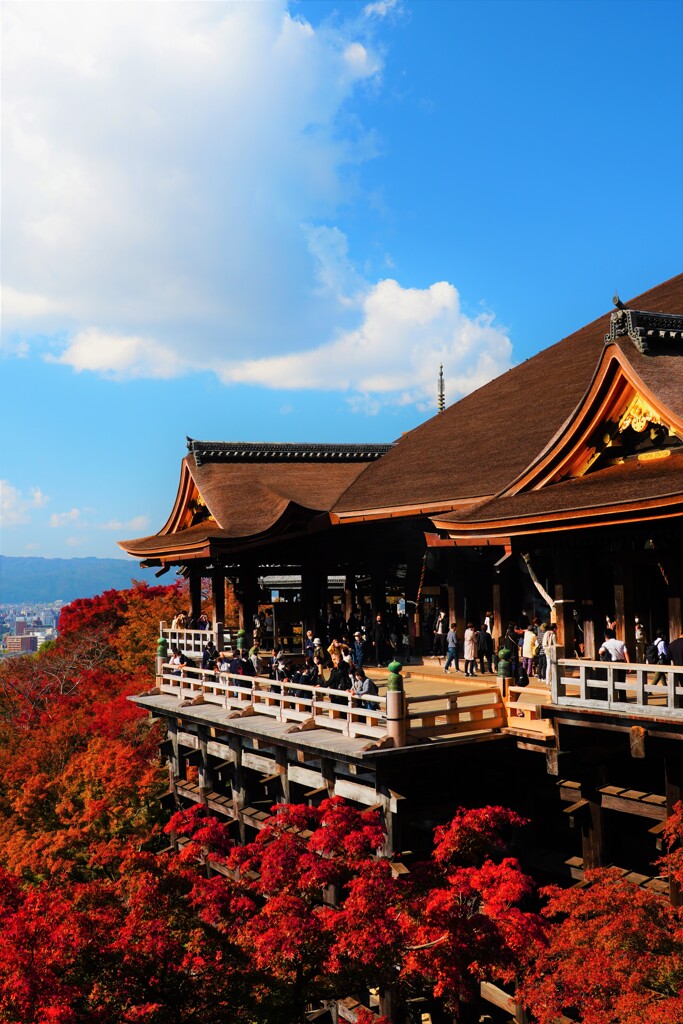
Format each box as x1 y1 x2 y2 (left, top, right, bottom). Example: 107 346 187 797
121 274 683 1019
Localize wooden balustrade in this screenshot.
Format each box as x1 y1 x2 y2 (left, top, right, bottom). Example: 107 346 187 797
504 685 554 737
160 620 224 658
552 657 683 719
158 664 387 740
404 686 505 739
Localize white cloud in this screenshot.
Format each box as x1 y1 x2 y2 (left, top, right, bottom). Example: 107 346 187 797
48 508 150 532
363 0 401 18
29 487 49 508
52 328 189 380
2 2 383 358
1 285 65 322
223 277 512 410
1 480 50 526
49 508 83 528
100 515 150 532
2 2 512 412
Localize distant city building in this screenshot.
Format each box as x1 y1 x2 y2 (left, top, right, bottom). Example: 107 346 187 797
15 618 26 636
5 635 38 653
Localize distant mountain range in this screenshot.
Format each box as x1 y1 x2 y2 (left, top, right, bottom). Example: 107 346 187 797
0 556 161 605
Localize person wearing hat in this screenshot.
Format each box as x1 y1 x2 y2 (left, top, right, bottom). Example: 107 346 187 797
312 637 324 660
352 630 366 670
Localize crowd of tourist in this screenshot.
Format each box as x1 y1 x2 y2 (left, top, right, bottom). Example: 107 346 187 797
167 600 683 698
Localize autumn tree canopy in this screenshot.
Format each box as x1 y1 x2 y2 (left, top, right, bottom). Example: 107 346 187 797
1 584 682 1023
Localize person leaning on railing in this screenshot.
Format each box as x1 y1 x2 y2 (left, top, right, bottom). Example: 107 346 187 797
598 628 629 699
352 667 378 710
201 640 217 674
216 650 231 673
328 654 352 707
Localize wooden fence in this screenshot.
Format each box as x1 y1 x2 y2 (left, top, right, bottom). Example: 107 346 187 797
552 657 683 719
404 686 505 739
158 663 387 742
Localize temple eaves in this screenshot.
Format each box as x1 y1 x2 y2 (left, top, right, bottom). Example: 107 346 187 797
606 295 683 355
186 438 394 466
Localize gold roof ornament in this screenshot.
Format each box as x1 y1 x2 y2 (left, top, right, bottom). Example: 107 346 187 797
618 395 663 434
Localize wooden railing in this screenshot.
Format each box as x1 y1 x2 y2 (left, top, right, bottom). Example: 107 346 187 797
161 621 224 658
552 657 683 719
158 664 387 741
505 685 554 737
404 686 505 739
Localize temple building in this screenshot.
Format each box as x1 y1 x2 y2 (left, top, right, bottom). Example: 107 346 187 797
120 274 683 658
121 273 683 1020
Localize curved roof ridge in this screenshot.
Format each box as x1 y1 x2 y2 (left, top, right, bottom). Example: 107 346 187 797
333 273 683 516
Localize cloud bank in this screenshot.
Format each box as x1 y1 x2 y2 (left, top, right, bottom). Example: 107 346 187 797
3 1 512 409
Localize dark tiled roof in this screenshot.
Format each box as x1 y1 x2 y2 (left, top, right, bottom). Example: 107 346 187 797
439 452 683 527
186 454 369 537
121 521 224 557
333 274 683 514
119 452 375 557
187 439 392 464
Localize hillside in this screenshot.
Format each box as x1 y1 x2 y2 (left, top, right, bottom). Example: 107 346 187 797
0 555 160 604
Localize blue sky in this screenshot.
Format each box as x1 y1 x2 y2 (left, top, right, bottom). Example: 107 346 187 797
2 0 681 560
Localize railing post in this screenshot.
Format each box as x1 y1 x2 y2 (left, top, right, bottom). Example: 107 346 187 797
156 627 168 686
549 648 559 702
386 660 406 748
607 666 615 705
636 668 645 708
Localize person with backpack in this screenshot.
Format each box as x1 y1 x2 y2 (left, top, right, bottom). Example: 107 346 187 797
648 628 670 685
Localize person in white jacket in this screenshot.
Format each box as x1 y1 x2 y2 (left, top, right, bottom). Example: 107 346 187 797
542 625 556 685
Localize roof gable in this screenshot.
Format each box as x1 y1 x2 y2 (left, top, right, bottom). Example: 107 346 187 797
503 343 683 495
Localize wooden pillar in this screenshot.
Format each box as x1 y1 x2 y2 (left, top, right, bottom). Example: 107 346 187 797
211 570 225 630
303 557 327 634
614 556 636 661
668 560 682 644
189 569 202 623
665 754 682 907
581 790 605 870
492 581 503 647
371 569 386 617
670 596 683 645
583 598 596 660
230 736 247 845
344 574 356 623
554 588 575 661
237 567 259 637
276 748 290 804
198 729 212 800
168 719 180 782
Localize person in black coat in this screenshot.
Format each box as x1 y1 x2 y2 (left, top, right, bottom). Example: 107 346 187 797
372 614 386 666
477 626 494 674
328 655 352 708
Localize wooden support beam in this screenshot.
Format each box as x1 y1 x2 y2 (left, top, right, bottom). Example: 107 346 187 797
581 786 605 871
599 786 667 820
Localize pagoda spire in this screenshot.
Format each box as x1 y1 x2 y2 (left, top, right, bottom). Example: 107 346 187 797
437 364 445 413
